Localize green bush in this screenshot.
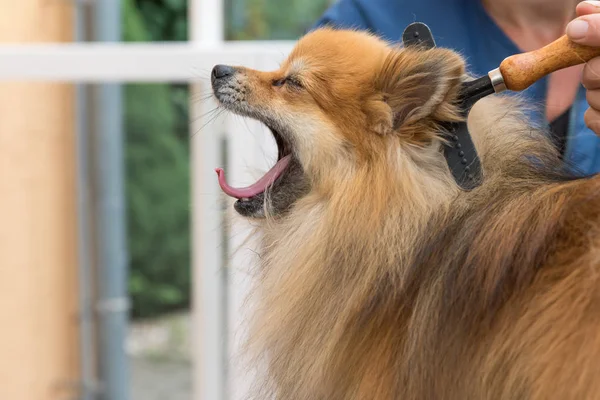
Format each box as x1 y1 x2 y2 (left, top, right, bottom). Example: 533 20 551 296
225 0 331 40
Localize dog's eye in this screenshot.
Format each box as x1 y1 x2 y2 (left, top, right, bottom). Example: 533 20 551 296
286 77 303 88
272 77 303 89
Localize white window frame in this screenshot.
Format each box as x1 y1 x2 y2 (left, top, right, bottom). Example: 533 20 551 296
0 0 295 399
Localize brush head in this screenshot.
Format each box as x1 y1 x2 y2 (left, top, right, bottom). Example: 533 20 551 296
458 75 495 112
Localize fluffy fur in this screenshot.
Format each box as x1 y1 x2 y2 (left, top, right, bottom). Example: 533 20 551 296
213 28 600 399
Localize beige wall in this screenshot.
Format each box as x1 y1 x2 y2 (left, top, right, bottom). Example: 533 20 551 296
0 1 80 400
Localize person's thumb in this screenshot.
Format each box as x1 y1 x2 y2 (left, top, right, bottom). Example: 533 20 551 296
567 15 600 47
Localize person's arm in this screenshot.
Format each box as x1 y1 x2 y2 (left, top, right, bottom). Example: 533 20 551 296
567 1 600 135
311 0 372 31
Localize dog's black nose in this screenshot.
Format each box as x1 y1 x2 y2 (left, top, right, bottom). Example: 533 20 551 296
212 64 235 80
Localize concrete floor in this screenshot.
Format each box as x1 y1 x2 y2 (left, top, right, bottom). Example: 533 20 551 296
128 312 192 400
130 356 191 400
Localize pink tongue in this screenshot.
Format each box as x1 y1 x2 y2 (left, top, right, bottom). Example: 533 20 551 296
215 154 292 199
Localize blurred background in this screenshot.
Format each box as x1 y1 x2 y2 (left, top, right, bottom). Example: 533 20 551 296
0 1 333 399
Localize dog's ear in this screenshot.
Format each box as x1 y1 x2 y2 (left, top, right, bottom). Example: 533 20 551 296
372 47 464 135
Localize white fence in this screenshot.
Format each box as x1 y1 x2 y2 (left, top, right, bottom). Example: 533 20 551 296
0 41 294 400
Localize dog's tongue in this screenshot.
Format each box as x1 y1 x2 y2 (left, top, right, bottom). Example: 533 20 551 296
215 154 291 199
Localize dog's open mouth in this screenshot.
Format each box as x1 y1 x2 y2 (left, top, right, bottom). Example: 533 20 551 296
215 124 305 217
215 127 292 200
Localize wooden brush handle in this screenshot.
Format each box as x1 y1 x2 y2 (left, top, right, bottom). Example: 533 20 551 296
499 35 600 92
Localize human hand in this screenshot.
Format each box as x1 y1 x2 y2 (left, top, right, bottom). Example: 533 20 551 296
567 1 600 135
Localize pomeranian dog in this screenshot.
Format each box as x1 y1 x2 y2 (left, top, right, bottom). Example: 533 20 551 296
211 28 600 399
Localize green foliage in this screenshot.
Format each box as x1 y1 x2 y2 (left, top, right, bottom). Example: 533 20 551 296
123 0 191 319
134 0 188 41
226 0 332 40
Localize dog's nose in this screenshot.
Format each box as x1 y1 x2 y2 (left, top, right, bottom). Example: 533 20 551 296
212 64 235 80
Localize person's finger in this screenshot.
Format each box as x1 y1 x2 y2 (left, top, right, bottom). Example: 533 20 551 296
576 1 600 17
582 58 600 90
566 14 600 46
587 89 600 111
584 107 600 136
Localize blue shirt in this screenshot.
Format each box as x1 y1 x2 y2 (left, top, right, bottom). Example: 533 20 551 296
313 0 600 175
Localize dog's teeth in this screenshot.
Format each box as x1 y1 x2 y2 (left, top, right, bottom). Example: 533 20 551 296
241 197 250 201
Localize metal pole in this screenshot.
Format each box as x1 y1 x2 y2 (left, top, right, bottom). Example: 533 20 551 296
75 2 97 399
91 1 130 400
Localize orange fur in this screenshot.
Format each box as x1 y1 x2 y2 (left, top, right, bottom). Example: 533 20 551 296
217 28 600 399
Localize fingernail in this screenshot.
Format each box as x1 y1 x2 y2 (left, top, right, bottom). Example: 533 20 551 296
583 1 600 7
567 19 589 40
